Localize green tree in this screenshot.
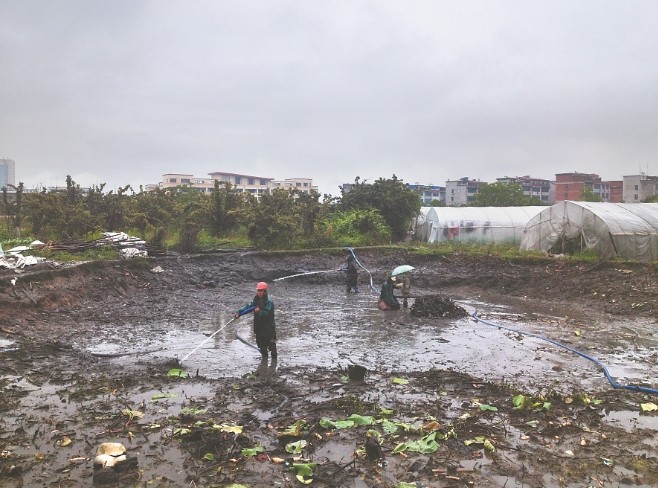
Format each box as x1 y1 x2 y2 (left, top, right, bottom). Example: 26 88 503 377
581 188 603 202
339 175 420 241
472 182 543 206
321 208 391 246
2 182 24 236
248 189 299 249
210 181 243 237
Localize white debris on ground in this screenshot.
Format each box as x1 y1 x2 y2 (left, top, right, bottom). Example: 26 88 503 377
0 241 47 269
0 232 150 271
100 232 149 259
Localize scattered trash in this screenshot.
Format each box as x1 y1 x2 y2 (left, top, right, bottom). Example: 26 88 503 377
93 442 127 469
92 441 138 485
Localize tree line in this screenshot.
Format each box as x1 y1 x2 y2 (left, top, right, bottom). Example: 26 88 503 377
1 175 421 251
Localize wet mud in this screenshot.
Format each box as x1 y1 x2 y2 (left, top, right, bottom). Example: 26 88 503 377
0 249 656 487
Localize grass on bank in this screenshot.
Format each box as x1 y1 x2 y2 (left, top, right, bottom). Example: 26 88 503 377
0 224 651 266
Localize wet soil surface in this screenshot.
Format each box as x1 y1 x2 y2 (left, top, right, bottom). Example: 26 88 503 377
0 249 657 487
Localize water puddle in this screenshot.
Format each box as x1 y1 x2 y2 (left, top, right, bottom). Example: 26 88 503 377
83 283 657 396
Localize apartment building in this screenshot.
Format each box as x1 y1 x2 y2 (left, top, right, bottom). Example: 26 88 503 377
496 175 555 204
0 158 16 189
445 177 485 206
270 177 318 194
160 172 316 201
554 172 623 203
623 174 658 202
407 183 445 205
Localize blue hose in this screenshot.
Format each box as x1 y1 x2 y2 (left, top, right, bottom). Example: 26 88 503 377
471 311 658 396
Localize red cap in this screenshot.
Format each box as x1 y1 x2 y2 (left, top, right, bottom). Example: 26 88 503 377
256 282 268 290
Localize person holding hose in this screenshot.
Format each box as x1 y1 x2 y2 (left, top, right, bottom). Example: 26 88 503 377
345 253 359 293
235 282 277 360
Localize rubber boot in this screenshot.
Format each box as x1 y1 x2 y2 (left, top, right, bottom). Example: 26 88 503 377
269 342 277 360
259 348 268 360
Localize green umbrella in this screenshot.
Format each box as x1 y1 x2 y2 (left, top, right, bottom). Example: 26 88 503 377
391 265 415 276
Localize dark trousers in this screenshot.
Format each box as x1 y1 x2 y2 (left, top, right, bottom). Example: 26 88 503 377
256 335 277 359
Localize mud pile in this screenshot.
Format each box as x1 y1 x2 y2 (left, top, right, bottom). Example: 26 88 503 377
410 294 469 318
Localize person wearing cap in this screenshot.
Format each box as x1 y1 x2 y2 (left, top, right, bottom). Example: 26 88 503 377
235 282 277 360
378 276 402 311
345 254 359 293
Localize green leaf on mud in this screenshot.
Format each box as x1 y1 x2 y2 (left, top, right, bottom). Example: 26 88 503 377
121 409 144 420
640 402 657 412
278 419 307 437
601 457 614 466
478 404 498 412
180 407 208 416
213 424 243 434
151 392 177 401
513 395 528 409
396 483 418 488
346 414 375 426
379 407 395 415
226 484 249 488
483 439 496 452
285 440 307 454
167 368 188 378
392 432 439 454
203 453 214 461
290 463 316 484
392 377 409 385
319 418 337 429
465 435 496 451
380 419 399 434
241 445 264 457
173 427 191 436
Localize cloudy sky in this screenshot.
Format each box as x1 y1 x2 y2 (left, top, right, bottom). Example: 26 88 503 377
1 1 657 195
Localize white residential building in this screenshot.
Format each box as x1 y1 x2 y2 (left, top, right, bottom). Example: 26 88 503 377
623 174 658 202
160 172 316 201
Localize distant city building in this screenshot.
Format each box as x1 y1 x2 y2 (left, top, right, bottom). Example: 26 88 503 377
623 174 658 202
445 177 485 206
407 183 445 205
270 177 317 193
496 175 555 204
554 172 622 203
0 158 16 189
159 172 317 201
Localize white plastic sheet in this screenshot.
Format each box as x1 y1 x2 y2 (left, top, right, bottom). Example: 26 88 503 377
520 201 658 261
416 206 547 245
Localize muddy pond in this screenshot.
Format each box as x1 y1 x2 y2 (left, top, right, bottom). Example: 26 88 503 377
1 250 657 487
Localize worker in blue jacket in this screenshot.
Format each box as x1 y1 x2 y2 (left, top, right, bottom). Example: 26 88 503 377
235 282 277 360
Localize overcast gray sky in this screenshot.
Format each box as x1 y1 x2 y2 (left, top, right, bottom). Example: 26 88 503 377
1 0 657 195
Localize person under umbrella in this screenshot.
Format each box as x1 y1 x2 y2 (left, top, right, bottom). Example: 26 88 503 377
378 275 402 311
391 265 415 309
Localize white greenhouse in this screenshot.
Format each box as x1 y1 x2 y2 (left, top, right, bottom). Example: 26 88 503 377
415 206 548 245
520 201 658 261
